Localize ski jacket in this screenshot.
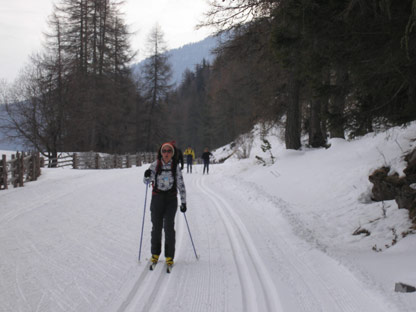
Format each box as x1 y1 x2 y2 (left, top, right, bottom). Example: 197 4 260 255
201 152 213 162
144 160 186 204
183 148 195 162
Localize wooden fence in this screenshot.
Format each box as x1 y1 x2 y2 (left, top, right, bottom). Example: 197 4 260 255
0 152 42 190
43 152 218 169
45 152 158 169
0 151 157 191
0 151 165 191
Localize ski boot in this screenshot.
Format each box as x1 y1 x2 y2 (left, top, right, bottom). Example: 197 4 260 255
149 254 159 271
166 257 174 273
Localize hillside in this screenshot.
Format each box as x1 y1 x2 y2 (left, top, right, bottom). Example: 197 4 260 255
131 35 218 86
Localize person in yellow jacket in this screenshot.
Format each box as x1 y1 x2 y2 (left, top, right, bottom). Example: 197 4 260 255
183 146 195 173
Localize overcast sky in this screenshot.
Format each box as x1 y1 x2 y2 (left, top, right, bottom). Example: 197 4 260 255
0 0 212 82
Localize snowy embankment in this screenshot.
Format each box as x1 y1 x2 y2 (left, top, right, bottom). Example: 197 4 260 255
1 123 415 312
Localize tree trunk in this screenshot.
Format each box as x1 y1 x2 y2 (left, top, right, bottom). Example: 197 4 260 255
285 72 301 150
407 77 416 121
329 64 348 139
309 98 326 147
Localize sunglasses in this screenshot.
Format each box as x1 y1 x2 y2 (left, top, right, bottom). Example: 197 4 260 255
162 149 173 154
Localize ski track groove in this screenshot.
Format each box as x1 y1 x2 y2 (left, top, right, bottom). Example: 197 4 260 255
115 262 158 312
198 176 283 312
187 176 227 312
34 292 46 312
171 178 210 312
196 175 237 312
195 179 218 312
115 191 187 312
0 191 70 225
15 264 30 312
215 175 396 312
140 265 167 312
194 177 250 312
114 188 207 312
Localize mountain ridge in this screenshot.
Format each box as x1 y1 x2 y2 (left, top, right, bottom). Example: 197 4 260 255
131 35 219 86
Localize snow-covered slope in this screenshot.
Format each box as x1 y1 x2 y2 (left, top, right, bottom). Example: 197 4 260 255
1 123 415 311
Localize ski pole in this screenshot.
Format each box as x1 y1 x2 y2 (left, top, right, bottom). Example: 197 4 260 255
183 212 199 260
138 182 149 262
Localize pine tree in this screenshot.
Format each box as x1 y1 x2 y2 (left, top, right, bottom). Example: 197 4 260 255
140 24 173 151
1 0 138 155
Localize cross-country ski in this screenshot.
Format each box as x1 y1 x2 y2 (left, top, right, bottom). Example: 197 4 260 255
149 262 157 271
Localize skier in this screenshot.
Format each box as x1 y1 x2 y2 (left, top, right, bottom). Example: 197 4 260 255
144 141 187 271
183 146 195 174
201 147 213 175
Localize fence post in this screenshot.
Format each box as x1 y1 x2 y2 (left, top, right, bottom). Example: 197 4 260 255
136 153 142 167
17 152 24 187
35 152 41 179
95 153 100 169
11 154 16 187
21 152 26 185
1 155 7 190
30 153 36 181
73 153 78 169
20 152 24 187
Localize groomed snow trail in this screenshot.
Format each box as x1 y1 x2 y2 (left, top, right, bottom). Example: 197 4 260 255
0 165 402 312
117 168 398 312
187 172 397 312
196 177 283 312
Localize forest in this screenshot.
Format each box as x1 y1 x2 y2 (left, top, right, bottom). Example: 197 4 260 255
1 0 416 159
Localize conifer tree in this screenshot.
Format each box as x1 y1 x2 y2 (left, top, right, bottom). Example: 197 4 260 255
140 24 172 151
1 0 138 155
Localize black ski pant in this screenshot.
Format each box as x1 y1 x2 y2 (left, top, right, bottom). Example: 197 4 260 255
186 160 192 173
203 160 209 174
150 191 178 259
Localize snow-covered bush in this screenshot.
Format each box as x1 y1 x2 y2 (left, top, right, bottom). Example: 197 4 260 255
233 132 254 159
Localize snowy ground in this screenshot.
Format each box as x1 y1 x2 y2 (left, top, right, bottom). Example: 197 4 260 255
1 123 416 312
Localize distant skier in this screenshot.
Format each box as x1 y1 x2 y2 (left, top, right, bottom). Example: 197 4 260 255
201 148 213 175
143 142 187 270
183 146 195 174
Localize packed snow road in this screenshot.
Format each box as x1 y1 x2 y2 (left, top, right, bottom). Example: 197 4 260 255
0 165 399 312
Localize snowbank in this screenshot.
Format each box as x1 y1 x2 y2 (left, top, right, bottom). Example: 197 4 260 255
212 122 416 303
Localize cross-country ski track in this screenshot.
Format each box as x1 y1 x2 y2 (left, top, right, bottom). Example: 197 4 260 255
0 165 401 312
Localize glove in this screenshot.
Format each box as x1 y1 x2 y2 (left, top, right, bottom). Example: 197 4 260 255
144 169 151 178
180 203 187 213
